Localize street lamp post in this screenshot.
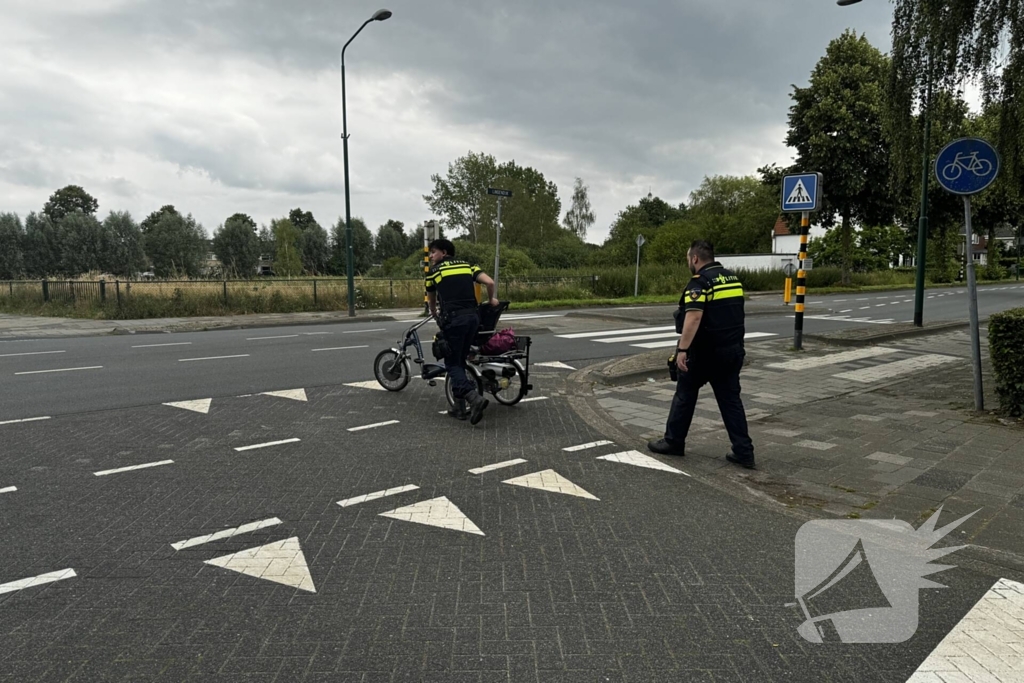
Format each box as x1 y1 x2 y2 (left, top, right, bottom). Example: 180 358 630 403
838 0 931 326
341 9 392 317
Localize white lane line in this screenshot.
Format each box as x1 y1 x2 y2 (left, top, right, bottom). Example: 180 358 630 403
312 345 369 352
860 306 871 310
521 396 549 403
875 303 887 307
833 354 959 383
856 298 870 301
833 300 848 303
246 334 299 340
767 347 899 370
0 416 51 426
347 420 400 432
171 517 283 551
337 484 419 508
15 366 102 375
632 332 776 349
535 361 576 370
179 355 249 362
94 460 174 477
839 309 852 313
0 569 77 595
563 440 613 452
501 314 564 320
132 342 192 348
0 486 16 494
234 438 301 452
342 328 387 334
469 459 528 475
0 350 65 358
908 577 1024 683
596 331 678 343
302 332 332 336
556 325 677 339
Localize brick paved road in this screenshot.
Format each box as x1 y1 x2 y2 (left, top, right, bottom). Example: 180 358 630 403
0 367 1013 682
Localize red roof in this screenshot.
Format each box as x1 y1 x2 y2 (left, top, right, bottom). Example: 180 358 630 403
773 216 790 236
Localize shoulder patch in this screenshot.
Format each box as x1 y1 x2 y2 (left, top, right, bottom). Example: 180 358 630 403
688 288 703 301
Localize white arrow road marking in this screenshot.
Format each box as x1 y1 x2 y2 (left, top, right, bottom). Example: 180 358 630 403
0 569 76 595
379 496 485 536
344 381 386 391
204 537 315 592
163 399 212 414
172 518 283 551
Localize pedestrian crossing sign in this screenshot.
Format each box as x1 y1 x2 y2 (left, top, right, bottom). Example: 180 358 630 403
782 173 823 212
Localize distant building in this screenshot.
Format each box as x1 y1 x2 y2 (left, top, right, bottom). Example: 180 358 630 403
958 225 1021 266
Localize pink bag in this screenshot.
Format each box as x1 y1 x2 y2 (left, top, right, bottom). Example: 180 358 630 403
480 328 516 355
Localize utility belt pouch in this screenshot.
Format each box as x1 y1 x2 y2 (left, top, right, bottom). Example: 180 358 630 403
673 307 684 334
667 353 678 382
432 334 451 360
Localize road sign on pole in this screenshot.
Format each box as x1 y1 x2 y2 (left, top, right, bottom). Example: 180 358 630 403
781 173 822 351
487 188 512 295
781 173 823 213
935 137 1000 412
634 234 645 297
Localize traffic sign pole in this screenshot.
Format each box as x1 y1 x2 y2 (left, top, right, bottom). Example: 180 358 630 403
493 198 502 296
962 196 984 411
634 234 645 298
793 212 810 350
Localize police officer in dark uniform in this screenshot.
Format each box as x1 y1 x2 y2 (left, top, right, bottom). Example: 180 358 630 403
648 240 756 468
425 238 499 425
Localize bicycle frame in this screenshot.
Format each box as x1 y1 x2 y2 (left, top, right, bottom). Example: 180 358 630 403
390 315 446 381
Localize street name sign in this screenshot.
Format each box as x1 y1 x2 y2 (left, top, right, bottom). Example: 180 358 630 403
781 173 823 213
487 188 513 198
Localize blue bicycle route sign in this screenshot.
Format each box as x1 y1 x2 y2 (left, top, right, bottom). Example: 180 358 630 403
781 173 823 212
934 138 1000 195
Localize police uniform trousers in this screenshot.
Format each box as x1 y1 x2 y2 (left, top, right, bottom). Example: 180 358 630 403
442 310 480 400
665 343 754 458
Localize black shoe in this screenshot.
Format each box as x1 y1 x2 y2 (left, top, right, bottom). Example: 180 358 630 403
647 439 686 456
467 392 489 425
447 408 469 421
726 453 756 469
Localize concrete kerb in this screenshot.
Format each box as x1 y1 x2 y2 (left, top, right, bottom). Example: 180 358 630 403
805 320 971 347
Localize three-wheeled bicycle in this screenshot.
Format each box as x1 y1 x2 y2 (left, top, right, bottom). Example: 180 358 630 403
372 301 533 407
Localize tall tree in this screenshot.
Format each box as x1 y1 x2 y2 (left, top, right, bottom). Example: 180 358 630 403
102 211 146 278
22 212 60 277
270 218 303 276
56 212 106 277
562 177 596 240
889 0 1024 189
141 205 207 277
299 224 331 275
43 185 98 223
424 151 497 241
330 217 373 275
288 208 319 234
687 175 777 254
374 220 408 262
0 213 25 279
787 30 893 285
598 194 686 266
212 213 260 277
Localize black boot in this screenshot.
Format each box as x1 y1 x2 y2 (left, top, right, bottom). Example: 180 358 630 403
447 398 469 420
466 391 489 425
726 452 756 469
647 439 686 456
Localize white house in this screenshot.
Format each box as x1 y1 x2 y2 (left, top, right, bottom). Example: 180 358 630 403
714 217 827 272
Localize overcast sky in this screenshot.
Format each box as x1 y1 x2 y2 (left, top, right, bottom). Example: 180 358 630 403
1 0 897 243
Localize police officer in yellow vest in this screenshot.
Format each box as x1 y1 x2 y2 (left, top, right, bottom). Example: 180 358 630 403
425 238 499 425
648 240 756 469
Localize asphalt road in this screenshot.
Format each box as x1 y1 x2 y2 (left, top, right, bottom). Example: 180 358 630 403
0 283 1021 422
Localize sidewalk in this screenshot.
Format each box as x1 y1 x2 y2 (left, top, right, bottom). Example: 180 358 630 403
0 308 426 339
574 328 1024 570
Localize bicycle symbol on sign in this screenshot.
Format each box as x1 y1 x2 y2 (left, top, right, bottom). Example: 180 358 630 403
941 152 994 182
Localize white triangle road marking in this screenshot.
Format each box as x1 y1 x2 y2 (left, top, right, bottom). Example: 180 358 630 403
597 450 690 476
261 389 307 402
502 469 599 500
535 361 576 370
345 380 386 391
163 398 212 414
204 537 316 592
379 496 485 536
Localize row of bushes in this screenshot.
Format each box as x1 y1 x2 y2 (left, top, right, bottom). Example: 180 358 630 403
990 308 1024 418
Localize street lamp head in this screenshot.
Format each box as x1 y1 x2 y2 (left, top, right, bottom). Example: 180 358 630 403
836 0 863 5
372 9 392 21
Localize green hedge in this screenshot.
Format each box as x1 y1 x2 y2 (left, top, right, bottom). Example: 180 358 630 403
989 307 1024 417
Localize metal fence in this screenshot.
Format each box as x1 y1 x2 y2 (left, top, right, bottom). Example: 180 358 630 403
0 275 600 313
